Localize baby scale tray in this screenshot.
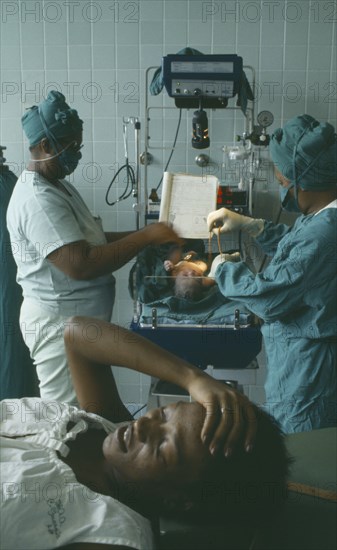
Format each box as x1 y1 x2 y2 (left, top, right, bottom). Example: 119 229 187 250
129 243 262 370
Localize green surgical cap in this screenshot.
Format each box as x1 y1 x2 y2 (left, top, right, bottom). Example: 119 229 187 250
269 114 337 190
22 90 83 147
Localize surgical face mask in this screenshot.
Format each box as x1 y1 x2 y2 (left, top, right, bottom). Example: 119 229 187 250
279 183 301 213
57 144 82 175
34 141 82 175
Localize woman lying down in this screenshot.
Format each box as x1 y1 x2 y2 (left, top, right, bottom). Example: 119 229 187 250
1 317 290 550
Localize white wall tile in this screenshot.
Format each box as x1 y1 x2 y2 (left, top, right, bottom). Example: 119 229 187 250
20 71 45 101
284 46 308 70
308 45 333 71
140 21 163 45
285 20 309 45
21 46 45 70
92 45 116 70
261 20 285 45
309 21 334 45
69 45 93 70
115 22 140 45
188 0 208 21
140 45 164 69
1 46 21 70
164 21 188 45
165 1 187 20
67 22 92 45
92 21 116 45
44 22 68 45
260 47 284 71
20 22 44 46
0 21 21 46
44 71 69 91
140 1 164 21
45 46 68 70
212 24 237 49
116 45 140 70
237 20 261 46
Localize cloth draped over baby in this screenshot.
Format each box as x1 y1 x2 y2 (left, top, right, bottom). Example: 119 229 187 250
129 242 253 325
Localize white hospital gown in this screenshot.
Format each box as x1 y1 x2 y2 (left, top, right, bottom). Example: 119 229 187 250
0 398 154 550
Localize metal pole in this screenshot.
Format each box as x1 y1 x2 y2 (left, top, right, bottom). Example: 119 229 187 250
134 119 141 230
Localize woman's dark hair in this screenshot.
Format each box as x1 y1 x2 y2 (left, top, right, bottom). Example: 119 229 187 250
115 403 291 528
164 405 292 525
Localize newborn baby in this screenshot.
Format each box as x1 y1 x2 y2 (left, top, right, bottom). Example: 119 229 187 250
164 247 242 301
164 249 215 301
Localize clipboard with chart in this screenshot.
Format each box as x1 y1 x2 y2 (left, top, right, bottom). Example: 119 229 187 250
159 172 219 239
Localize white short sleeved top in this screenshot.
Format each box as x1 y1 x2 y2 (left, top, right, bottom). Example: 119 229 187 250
6 170 115 316
0 398 154 550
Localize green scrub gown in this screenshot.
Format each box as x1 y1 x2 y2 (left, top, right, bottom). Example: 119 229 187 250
215 207 337 433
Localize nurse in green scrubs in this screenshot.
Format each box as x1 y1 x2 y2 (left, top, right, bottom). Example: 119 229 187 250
208 115 337 433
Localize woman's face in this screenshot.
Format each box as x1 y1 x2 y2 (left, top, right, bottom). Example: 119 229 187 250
103 401 211 489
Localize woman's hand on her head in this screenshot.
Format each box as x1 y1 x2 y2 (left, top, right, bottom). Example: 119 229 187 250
187 374 257 457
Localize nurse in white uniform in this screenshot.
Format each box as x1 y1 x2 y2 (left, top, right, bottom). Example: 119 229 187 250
7 91 181 408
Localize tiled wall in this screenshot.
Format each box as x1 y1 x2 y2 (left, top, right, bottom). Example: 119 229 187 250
1 0 336 408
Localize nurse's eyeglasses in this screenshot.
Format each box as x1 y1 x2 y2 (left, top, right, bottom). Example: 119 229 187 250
58 139 83 153
67 141 83 153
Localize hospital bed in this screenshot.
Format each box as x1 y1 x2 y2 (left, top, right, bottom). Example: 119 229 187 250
129 241 262 399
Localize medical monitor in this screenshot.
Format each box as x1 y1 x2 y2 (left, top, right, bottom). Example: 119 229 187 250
162 54 243 109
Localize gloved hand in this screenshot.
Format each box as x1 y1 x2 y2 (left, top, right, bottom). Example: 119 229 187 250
207 208 265 238
208 252 241 278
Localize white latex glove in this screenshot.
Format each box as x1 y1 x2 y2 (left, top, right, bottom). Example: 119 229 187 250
207 208 265 238
208 252 241 278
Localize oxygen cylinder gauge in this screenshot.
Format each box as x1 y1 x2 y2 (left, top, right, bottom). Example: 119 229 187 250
249 110 274 146
257 110 274 129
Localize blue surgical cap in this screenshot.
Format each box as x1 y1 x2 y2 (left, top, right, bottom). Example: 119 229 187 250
22 90 83 147
269 114 337 190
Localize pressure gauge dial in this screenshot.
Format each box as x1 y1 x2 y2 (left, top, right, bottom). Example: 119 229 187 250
257 110 274 128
